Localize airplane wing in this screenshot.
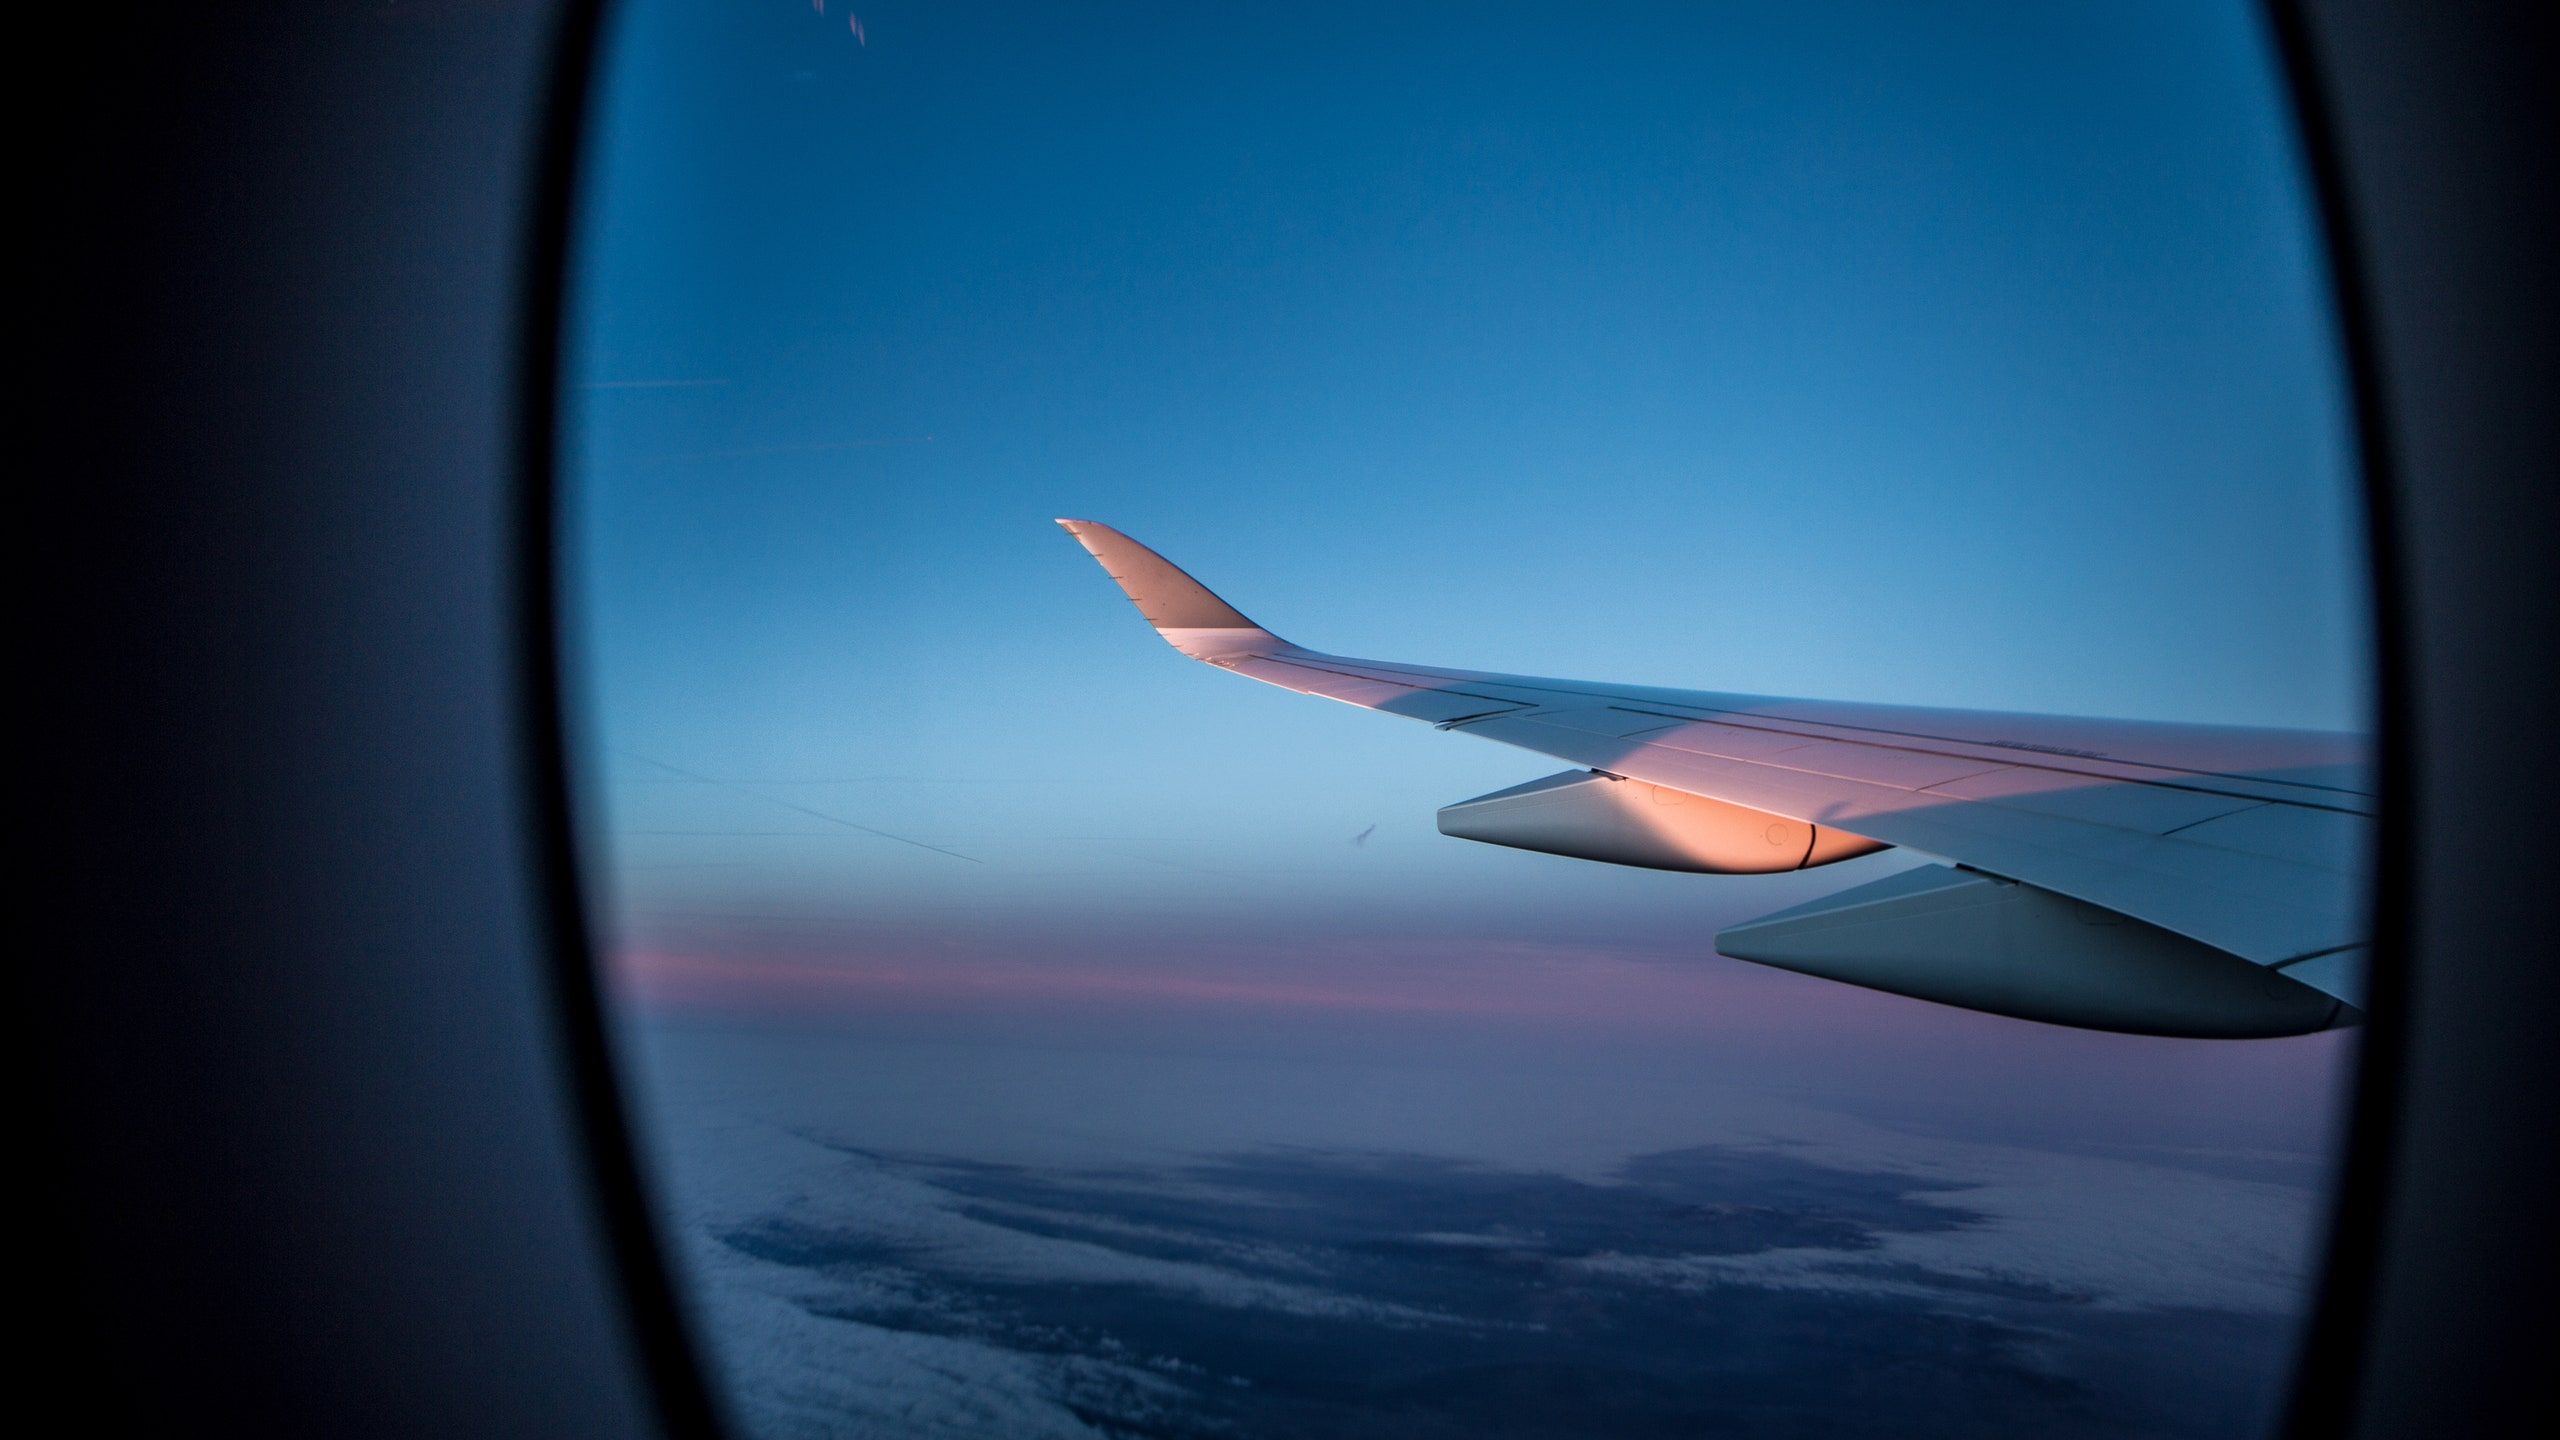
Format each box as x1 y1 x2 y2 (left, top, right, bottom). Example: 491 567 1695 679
1059 519 2370 1038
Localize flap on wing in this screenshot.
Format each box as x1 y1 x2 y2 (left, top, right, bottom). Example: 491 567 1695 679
2272 947 2368 1010
1718 866 2354 1037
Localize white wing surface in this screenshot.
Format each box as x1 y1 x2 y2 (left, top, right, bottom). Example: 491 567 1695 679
1059 519 2369 1036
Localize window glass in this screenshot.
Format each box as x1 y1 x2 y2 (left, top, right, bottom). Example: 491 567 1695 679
564 4 2370 1436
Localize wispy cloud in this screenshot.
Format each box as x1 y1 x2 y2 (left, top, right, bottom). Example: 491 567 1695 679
634 435 936 464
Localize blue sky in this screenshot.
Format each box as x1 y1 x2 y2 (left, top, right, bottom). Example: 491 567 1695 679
564 0 2363 1124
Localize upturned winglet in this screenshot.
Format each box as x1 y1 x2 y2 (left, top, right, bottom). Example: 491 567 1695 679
1055 519 1286 656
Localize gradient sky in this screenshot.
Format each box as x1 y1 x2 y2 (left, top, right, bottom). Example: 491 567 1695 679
564 0 2366 1156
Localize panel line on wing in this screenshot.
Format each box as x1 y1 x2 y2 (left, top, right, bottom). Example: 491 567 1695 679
1316 655 2373 806
1580 708 2371 816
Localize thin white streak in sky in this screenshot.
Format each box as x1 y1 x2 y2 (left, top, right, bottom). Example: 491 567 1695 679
621 751 983 864
635 435 937 464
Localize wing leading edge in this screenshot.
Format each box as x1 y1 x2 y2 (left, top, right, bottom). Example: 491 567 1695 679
1057 519 2369 1036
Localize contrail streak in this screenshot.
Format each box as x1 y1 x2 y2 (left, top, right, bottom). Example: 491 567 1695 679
618 751 983 864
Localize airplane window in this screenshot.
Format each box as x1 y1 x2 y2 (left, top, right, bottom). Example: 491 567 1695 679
560 4 2372 1436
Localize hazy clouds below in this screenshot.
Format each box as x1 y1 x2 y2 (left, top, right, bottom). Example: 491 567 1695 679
622 1011 2343 1439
